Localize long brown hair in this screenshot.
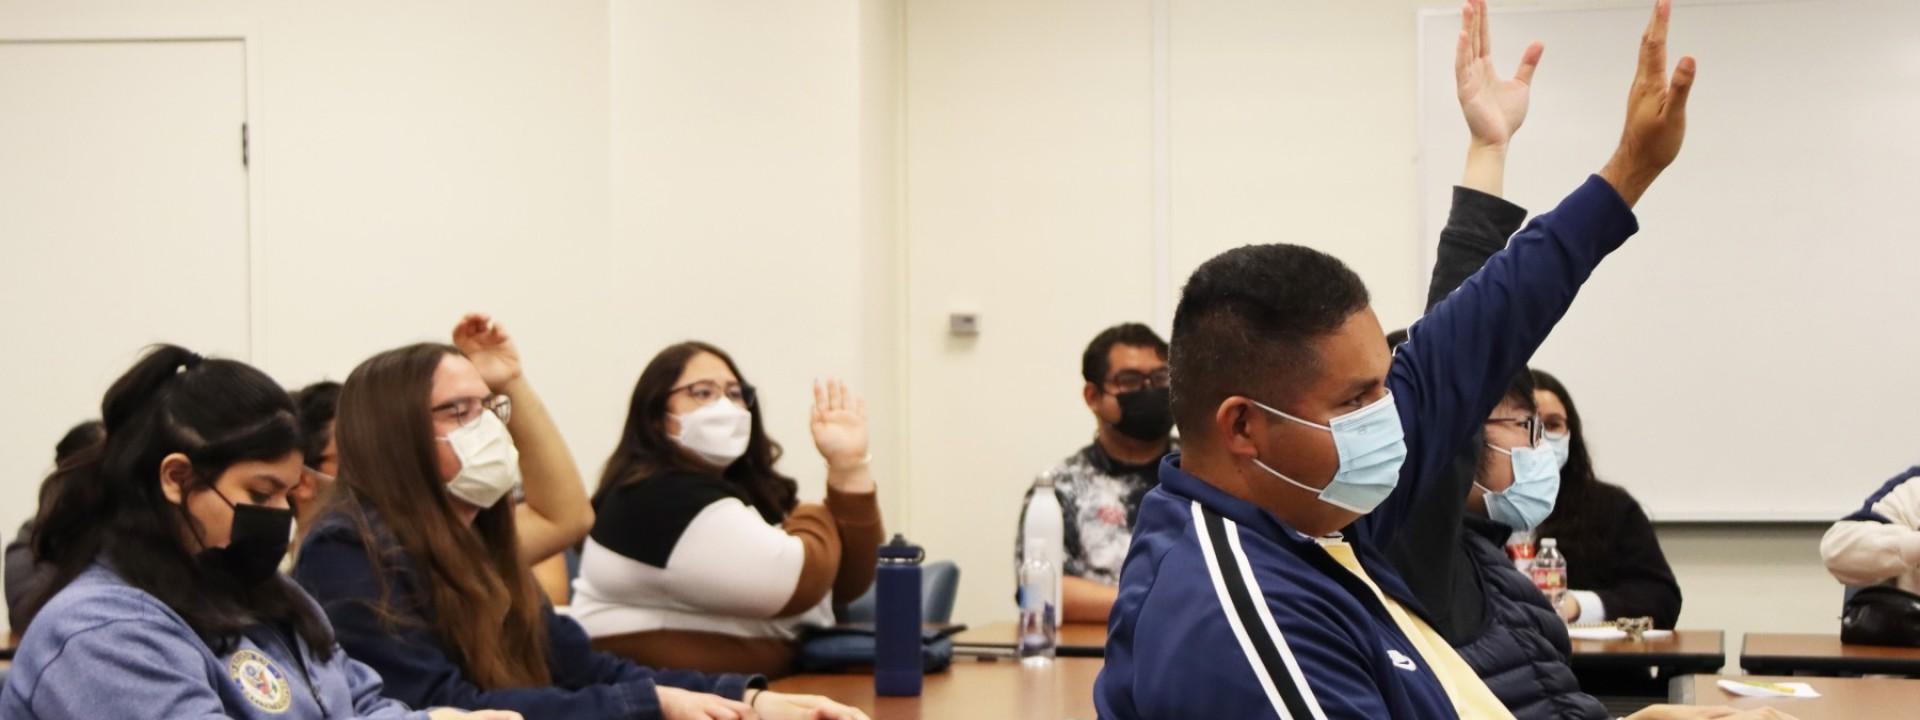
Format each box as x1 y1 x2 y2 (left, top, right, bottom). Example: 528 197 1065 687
327 342 551 688
595 341 797 523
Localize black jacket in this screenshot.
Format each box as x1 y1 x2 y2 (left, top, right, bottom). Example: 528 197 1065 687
1385 186 1608 720
1543 481 1683 628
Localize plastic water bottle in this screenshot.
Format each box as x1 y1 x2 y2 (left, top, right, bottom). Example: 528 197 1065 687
1531 537 1567 603
1018 478 1064 666
1506 530 1536 576
874 534 925 697
1017 555 1059 666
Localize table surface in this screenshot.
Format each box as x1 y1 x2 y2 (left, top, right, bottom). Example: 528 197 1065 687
951 622 1107 656
1741 632 1920 673
1671 674 1920 720
1569 629 1726 669
951 622 1722 663
770 656 1101 720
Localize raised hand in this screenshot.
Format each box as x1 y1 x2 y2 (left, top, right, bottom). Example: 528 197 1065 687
1456 0 1545 148
810 379 869 470
451 312 523 389
1599 0 1696 207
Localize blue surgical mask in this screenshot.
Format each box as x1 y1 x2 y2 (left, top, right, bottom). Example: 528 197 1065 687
1249 391 1408 515
1544 431 1572 470
1478 443 1561 530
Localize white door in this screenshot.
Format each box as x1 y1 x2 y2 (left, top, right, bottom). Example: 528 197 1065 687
0 39 250 620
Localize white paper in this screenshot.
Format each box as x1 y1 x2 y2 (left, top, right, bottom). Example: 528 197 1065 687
1716 679 1821 699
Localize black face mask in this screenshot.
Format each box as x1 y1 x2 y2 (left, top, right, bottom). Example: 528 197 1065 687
1113 387 1175 443
197 489 294 587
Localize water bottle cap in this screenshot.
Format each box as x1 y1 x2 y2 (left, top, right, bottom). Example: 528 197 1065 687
1540 538 1557 548
878 533 925 563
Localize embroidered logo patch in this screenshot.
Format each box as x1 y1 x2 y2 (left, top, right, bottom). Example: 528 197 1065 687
227 648 293 713
1388 649 1418 672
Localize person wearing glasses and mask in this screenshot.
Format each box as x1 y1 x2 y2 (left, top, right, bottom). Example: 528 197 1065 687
1015 323 1175 623
295 318 857 719
569 341 883 690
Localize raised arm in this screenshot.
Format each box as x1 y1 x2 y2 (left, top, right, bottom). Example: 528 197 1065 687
451 314 595 565
1371 0 1694 538
1427 0 1538 312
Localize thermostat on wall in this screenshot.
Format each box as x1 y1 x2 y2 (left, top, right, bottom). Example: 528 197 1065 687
948 312 980 337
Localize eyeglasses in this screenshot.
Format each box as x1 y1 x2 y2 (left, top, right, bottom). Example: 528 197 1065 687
431 393 512 425
1485 414 1543 446
671 380 757 409
1105 368 1171 394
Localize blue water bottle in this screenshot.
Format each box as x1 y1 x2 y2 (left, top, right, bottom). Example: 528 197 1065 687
874 534 925 697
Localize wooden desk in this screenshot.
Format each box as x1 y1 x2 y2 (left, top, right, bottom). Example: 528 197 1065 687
1570 630 1726 673
951 622 1107 658
1670 674 1920 719
770 656 1101 720
1741 632 1920 676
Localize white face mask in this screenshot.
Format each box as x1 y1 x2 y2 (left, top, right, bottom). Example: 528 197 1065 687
672 400 752 469
438 411 522 509
1544 431 1572 470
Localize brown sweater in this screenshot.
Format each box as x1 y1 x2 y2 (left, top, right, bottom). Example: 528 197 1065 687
571 471 883 678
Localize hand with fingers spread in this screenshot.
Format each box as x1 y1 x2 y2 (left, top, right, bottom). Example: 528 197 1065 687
810 379 870 473
657 686 758 720
1599 0 1697 207
751 691 873 720
451 313 523 389
1456 0 1544 150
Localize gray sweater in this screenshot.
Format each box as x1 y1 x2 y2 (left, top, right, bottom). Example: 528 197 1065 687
0 564 427 720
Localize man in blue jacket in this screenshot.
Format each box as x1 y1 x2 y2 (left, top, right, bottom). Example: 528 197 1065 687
1095 1 1702 718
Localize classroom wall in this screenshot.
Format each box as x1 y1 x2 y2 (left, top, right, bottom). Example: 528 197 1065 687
0 0 1847 654
902 0 1844 648
0 0 904 634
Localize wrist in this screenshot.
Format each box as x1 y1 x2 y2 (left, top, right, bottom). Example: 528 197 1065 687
1598 153 1658 208
826 452 872 472
825 461 876 494
495 375 533 396
1467 138 1510 155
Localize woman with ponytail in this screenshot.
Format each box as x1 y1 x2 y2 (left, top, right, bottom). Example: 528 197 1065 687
0 345 517 720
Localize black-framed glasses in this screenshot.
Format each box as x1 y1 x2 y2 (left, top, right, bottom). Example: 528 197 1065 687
431 393 512 425
1485 414 1542 446
1105 368 1171 394
671 380 757 409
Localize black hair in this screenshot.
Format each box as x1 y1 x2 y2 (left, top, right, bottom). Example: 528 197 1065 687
1169 244 1371 437
54 420 106 463
291 380 341 468
1081 323 1169 386
597 341 798 524
31 420 109 515
23 345 332 657
1531 369 1605 552
1474 371 1540 479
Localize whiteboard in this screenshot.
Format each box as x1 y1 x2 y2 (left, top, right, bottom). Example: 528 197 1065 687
1417 1 1920 521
